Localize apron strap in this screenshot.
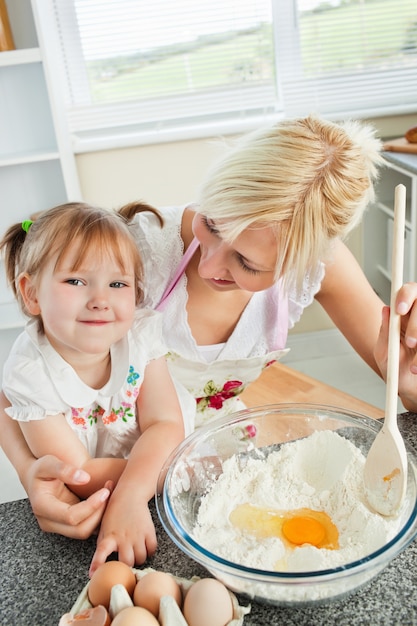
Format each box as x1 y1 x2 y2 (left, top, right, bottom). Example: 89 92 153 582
156 237 200 311
273 279 289 351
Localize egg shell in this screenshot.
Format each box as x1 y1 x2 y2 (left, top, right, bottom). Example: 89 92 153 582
183 578 234 626
133 570 182 617
111 606 159 626
58 605 110 625
88 562 136 609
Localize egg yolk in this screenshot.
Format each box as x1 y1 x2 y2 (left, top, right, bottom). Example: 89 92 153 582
229 503 339 549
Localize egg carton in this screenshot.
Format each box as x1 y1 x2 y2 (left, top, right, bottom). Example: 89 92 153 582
61 566 251 625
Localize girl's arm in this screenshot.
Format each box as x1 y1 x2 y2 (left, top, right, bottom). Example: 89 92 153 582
316 239 417 411
89 355 184 575
0 390 111 538
18 408 126 497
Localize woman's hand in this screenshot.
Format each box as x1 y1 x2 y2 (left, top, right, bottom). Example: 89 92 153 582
24 455 111 539
374 283 417 411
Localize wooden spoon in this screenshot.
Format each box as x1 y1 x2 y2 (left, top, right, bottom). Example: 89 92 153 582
364 183 408 516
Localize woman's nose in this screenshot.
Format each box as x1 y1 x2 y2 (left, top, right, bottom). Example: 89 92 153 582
198 241 228 278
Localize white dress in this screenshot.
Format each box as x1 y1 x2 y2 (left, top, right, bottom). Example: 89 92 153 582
3 310 167 458
132 205 324 433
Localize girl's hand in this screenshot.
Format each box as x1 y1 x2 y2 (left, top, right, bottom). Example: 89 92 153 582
89 489 157 577
24 455 111 539
374 283 417 411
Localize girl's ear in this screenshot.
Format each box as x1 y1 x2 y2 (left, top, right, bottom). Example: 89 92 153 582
19 274 41 315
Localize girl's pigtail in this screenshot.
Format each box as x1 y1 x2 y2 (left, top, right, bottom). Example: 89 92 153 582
0 221 30 298
118 200 164 227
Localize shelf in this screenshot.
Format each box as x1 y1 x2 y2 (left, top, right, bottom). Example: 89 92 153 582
0 47 40 66
0 149 60 167
0 0 82 332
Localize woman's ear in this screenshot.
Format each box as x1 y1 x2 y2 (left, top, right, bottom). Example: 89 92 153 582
18 274 41 315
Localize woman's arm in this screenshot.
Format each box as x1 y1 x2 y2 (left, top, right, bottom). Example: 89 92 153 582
315 239 383 373
316 240 417 411
19 409 127 498
89 355 185 575
0 391 111 538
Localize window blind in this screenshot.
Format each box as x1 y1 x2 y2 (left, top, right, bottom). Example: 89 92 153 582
35 0 417 149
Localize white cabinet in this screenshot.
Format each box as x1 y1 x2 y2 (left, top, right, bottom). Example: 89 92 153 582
0 0 81 329
363 152 417 305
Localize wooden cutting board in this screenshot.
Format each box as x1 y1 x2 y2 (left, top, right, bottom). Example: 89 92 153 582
383 137 417 154
240 361 384 420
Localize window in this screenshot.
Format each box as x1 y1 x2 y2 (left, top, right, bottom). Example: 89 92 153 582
35 0 417 151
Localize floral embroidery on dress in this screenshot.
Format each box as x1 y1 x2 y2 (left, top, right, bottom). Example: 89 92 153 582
102 398 137 425
196 379 244 411
127 365 140 385
70 366 141 429
71 405 105 429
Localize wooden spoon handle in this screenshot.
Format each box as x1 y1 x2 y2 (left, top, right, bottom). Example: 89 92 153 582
385 184 406 427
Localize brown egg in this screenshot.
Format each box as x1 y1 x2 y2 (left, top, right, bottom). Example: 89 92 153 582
133 571 182 617
88 562 136 609
183 578 234 626
111 606 159 626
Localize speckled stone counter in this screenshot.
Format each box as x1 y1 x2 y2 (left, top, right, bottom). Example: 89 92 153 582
2 413 417 626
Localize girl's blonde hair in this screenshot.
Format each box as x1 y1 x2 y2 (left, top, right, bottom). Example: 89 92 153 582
0 200 162 322
197 115 384 289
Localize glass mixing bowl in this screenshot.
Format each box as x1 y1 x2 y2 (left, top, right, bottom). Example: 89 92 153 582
156 404 417 606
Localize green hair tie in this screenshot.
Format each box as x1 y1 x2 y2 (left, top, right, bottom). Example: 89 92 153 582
21 220 33 233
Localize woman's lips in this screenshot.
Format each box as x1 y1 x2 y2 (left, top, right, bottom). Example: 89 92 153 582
210 277 235 286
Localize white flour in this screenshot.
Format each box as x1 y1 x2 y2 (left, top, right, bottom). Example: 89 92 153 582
193 430 403 572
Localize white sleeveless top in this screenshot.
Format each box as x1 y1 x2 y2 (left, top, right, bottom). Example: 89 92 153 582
132 205 324 434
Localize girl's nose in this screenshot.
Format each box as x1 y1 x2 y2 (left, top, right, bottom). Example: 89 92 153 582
87 293 109 310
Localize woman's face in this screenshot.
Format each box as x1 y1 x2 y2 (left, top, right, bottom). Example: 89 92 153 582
192 213 278 293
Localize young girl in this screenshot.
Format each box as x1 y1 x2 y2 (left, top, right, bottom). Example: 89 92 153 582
0 202 184 575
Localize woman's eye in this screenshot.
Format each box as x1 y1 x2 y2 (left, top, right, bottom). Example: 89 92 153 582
202 215 219 235
237 256 260 275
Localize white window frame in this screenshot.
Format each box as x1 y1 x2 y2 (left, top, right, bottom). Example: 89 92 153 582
33 0 417 153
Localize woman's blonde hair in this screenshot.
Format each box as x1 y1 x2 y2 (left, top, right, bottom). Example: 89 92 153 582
0 200 162 322
197 115 384 289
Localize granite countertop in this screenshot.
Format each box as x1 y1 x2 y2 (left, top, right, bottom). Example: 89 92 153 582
2 413 417 626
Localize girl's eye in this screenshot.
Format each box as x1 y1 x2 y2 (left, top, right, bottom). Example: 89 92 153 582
110 281 128 288
202 215 219 235
237 256 260 275
66 278 84 286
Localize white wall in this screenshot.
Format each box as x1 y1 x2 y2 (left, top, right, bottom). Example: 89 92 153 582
75 112 417 333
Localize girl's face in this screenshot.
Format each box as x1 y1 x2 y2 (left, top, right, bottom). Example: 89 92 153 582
21 244 137 364
192 213 278 292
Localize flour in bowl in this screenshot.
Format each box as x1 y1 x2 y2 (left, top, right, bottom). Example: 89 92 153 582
193 430 403 572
